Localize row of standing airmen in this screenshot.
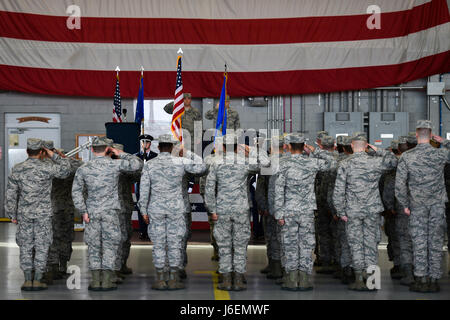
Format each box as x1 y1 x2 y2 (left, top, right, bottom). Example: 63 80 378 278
254 121 450 292
5 119 450 293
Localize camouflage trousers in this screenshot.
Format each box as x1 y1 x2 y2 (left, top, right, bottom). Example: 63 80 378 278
180 212 192 269
47 209 75 266
263 215 282 261
396 213 413 266
346 212 381 272
115 211 133 269
16 216 53 272
317 207 335 264
409 204 446 279
336 219 352 268
208 214 218 254
84 210 121 271
384 214 401 266
280 212 315 274
214 212 251 274
149 213 186 269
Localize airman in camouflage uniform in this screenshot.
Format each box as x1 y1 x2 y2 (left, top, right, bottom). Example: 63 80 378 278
333 132 398 291
5 138 71 291
395 120 450 293
255 135 286 280
274 133 337 291
199 146 224 262
72 137 143 291
138 134 206 291
316 135 340 274
392 136 415 286
44 141 83 284
205 95 241 131
331 136 354 283
205 133 270 291
379 140 403 281
111 143 142 284
314 130 328 266
164 93 202 151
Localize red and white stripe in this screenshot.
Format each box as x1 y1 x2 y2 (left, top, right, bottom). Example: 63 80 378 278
0 0 449 98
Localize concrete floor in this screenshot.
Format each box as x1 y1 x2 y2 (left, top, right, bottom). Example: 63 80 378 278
0 223 449 300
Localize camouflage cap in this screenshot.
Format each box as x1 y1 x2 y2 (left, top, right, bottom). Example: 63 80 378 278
321 135 335 148
158 134 178 144
398 136 408 144
317 131 329 140
286 133 306 144
56 148 65 153
416 120 433 130
390 139 399 150
43 140 54 149
165 101 174 109
342 136 352 146
183 93 192 99
27 138 43 150
105 138 114 147
407 132 417 144
112 143 124 151
351 132 367 142
92 136 110 147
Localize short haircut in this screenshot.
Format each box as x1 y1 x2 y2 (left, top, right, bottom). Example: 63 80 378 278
398 143 409 153
343 145 353 154
289 143 304 152
416 128 431 140
336 145 344 153
27 149 41 157
92 146 107 153
352 140 367 149
158 143 173 153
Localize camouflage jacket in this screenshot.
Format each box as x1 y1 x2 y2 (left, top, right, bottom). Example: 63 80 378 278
138 151 206 217
333 149 398 217
5 154 71 220
72 153 143 215
205 106 240 130
205 147 270 216
395 142 450 209
51 158 83 212
164 105 202 139
274 149 337 219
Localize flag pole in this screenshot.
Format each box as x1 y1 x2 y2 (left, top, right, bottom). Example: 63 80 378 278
177 48 183 145
140 66 144 134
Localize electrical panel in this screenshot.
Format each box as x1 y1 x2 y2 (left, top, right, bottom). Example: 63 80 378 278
369 112 409 148
324 112 364 139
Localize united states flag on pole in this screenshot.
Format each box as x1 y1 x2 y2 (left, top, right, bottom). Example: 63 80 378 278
171 55 184 142
112 74 122 122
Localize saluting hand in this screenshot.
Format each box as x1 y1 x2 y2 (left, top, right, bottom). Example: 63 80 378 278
432 134 444 143
43 147 54 158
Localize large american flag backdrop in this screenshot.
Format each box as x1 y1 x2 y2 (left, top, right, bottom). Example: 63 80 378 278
0 0 449 98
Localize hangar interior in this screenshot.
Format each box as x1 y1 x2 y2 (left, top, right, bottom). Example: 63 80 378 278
1 0 449 300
